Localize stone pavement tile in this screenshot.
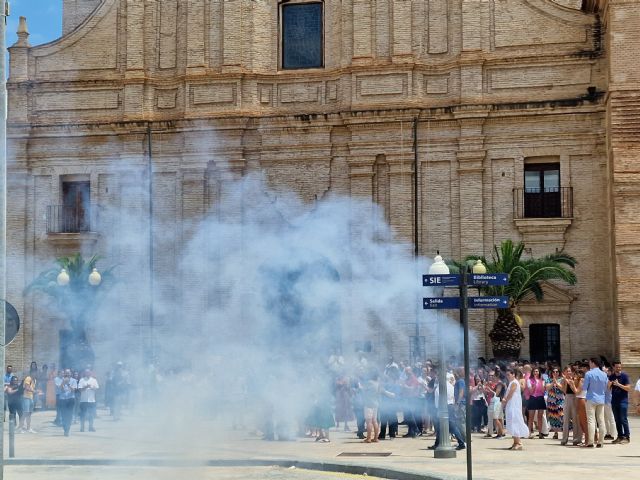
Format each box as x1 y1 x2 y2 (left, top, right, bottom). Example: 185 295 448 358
5 465 387 480
4 409 640 480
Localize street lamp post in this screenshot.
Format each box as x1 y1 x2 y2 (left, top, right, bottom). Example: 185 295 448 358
429 254 456 459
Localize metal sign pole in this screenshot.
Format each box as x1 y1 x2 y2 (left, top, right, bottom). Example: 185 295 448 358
460 268 472 480
0 3 9 479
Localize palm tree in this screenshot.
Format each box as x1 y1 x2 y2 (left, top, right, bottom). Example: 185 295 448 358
26 253 116 369
465 240 577 360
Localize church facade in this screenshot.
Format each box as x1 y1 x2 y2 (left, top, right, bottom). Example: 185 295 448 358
5 0 640 371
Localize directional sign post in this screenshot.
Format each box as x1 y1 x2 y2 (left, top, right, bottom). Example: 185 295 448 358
470 273 509 286
423 296 509 310
422 264 509 479
423 274 461 287
423 297 461 309
468 296 509 309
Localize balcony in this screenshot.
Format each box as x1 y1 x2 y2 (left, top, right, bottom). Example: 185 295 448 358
47 205 93 233
513 187 573 219
46 205 98 247
512 187 573 256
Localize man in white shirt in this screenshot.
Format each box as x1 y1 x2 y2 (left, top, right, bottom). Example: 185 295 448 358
635 378 640 415
428 372 466 451
78 370 99 432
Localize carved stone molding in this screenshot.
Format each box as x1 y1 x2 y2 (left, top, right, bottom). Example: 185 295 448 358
514 218 573 255
46 232 99 247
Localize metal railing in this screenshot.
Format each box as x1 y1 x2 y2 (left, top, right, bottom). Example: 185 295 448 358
513 187 573 219
46 205 91 233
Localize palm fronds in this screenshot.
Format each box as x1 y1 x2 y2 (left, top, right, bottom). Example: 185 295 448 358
462 240 577 359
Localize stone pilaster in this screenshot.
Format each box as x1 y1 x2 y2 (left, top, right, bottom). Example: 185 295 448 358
604 0 640 365
374 0 391 60
348 156 375 247
180 168 207 336
392 0 413 61
352 0 373 63
387 157 414 246
186 0 206 74
460 0 488 104
223 0 243 70
455 111 488 258
124 0 146 119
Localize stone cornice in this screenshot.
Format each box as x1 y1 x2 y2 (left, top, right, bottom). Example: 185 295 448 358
5 100 606 140
8 53 602 90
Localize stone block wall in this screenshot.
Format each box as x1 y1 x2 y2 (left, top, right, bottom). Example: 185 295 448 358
604 0 640 366
62 0 102 35
5 0 636 371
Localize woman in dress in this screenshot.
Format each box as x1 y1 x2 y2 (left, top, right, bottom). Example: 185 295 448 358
525 367 546 438
502 369 529 450
334 374 354 432
545 366 565 439
310 377 336 443
46 364 57 410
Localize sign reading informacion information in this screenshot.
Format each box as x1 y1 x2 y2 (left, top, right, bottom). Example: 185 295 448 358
470 273 509 286
424 296 510 309
422 274 461 287
423 297 461 309
468 296 509 309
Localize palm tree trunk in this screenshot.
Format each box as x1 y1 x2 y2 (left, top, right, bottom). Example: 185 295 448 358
62 315 95 370
489 308 525 360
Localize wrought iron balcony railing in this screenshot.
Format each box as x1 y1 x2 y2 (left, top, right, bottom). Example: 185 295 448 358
46 205 92 233
513 187 573 219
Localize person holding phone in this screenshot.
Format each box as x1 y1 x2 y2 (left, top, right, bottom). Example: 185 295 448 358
59 369 77 437
78 369 99 432
609 360 631 444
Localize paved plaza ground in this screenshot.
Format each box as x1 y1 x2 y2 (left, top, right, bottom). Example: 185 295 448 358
3 409 640 480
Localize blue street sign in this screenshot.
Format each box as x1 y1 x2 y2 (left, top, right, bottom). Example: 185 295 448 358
423 297 461 309
470 273 509 286
422 274 461 287
468 296 509 309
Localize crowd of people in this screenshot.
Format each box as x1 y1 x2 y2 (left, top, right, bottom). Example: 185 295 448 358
307 354 640 450
3 360 131 436
4 353 640 452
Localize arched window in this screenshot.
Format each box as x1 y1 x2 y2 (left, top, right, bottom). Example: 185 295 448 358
280 1 324 69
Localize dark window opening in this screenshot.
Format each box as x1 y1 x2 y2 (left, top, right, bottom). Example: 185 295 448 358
62 181 91 232
409 336 426 362
282 3 323 69
523 163 561 218
529 323 560 364
354 340 372 353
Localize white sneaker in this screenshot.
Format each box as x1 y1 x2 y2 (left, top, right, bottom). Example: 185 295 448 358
17 428 26 433
28 428 37 434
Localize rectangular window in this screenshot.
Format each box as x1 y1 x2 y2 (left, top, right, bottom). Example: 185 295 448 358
282 2 323 69
354 340 372 353
523 163 561 218
409 336 426 362
62 180 91 232
529 324 560 364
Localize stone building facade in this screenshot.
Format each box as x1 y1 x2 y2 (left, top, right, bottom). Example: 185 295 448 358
5 0 640 371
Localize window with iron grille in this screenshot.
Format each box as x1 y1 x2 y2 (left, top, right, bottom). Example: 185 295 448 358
529 324 561 364
281 2 323 69
523 163 561 218
62 181 91 232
